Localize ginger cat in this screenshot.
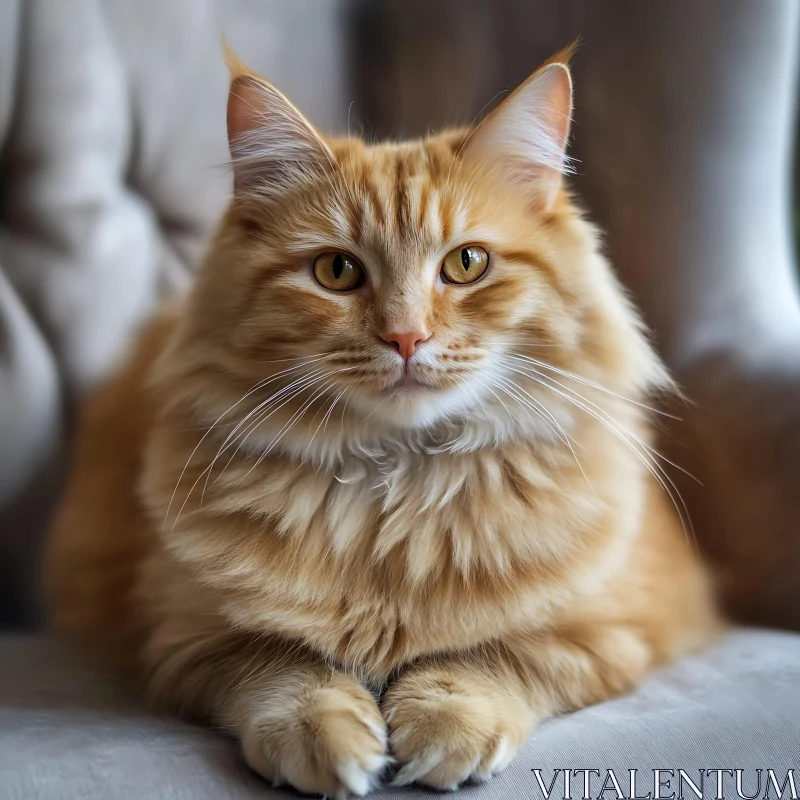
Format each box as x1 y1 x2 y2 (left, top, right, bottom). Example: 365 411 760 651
46 50 719 796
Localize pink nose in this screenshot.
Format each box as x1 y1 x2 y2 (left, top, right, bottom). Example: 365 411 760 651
380 330 429 362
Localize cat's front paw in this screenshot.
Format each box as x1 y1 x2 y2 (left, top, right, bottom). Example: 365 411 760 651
383 671 534 790
242 681 389 798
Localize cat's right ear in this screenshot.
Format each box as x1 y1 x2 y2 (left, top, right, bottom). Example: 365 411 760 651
225 47 335 197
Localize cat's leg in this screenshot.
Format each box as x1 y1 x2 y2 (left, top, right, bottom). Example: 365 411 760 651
144 630 390 798
383 623 653 790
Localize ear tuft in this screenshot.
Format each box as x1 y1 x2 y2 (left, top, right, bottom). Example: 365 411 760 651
223 45 334 198
222 36 250 82
463 49 575 210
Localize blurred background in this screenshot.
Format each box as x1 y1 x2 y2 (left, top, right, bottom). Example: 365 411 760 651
1 0 799 630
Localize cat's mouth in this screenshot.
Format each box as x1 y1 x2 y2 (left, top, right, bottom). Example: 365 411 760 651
386 369 436 394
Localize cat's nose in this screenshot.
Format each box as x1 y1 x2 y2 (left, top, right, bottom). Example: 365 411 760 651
380 330 429 362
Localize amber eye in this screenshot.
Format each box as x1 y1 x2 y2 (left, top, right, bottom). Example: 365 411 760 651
313 252 365 291
441 245 489 285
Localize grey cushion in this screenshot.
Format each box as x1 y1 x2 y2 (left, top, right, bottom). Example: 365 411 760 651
0 629 797 799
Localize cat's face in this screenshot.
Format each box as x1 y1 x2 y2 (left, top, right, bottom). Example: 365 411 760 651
219 135 583 431
179 52 664 449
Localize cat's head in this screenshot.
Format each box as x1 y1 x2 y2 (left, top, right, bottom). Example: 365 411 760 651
173 49 667 457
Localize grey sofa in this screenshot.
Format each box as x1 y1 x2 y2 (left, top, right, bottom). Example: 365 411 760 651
2 631 799 799
1 2 798 798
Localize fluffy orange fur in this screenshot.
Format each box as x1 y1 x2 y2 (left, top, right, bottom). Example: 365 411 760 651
46 52 720 796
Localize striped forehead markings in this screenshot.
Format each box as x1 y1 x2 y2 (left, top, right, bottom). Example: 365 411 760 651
358 152 453 245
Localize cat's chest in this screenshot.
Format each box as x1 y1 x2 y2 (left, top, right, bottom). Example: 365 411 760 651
282 449 567 577
215 447 595 675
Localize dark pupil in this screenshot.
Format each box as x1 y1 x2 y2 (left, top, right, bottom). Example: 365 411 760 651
332 254 344 279
461 248 471 271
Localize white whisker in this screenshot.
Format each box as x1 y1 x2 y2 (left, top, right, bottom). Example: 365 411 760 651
163 355 335 527
504 360 695 544
171 373 330 528
492 371 592 491
507 352 680 420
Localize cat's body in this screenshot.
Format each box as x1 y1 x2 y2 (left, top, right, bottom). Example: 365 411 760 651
46 52 719 796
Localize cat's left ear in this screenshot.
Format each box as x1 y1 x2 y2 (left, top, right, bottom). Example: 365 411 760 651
225 46 335 197
463 54 574 210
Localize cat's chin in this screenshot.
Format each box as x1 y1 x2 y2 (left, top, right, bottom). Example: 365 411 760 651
355 382 473 430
